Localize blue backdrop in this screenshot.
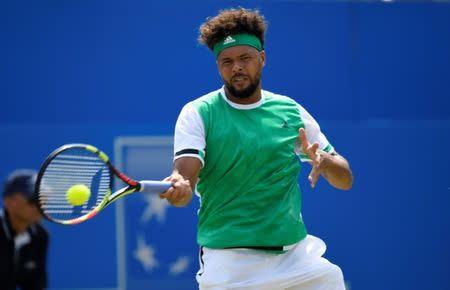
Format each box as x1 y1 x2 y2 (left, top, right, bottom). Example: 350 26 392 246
1 1 449 290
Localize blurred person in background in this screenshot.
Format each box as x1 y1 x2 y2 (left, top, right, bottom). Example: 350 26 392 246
0 169 49 290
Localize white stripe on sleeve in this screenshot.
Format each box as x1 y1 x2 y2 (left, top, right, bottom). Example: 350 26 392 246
295 103 335 162
174 103 206 165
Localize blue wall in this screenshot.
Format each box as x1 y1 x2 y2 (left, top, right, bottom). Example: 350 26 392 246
1 1 450 290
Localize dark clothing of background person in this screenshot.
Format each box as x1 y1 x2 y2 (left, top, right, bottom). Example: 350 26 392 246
1 169 49 290
0 209 48 290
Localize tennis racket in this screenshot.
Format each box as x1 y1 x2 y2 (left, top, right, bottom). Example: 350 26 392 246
35 144 172 225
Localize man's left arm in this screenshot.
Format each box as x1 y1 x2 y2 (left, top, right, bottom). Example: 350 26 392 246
299 128 353 190
314 151 353 190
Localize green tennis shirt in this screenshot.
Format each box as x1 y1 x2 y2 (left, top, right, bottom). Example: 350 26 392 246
174 87 333 249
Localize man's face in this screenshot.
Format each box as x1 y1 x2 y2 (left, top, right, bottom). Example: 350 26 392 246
217 45 265 99
4 193 42 225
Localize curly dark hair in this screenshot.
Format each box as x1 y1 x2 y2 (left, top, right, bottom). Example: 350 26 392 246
198 8 267 51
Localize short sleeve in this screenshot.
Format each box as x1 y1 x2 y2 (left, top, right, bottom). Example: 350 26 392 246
174 103 206 166
295 103 335 162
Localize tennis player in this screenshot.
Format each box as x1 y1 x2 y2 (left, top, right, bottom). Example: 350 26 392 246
160 8 353 290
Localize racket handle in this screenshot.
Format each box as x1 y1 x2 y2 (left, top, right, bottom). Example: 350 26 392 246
139 180 172 193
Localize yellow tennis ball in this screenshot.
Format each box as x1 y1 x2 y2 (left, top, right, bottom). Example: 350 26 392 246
66 184 91 206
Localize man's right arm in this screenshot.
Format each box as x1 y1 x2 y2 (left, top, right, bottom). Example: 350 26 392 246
161 102 205 207
159 157 202 207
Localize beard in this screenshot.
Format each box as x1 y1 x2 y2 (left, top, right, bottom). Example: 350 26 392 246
224 73 261 99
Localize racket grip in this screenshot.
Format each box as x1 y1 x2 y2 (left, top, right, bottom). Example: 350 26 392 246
139 180 172 193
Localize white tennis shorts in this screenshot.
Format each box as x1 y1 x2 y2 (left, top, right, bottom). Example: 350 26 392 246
196 235 345 290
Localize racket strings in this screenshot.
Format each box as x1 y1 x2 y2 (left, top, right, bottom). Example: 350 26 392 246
38 148 111 221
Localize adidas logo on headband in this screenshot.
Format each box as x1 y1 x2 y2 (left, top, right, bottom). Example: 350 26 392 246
213 34 262 57
223 36 236 45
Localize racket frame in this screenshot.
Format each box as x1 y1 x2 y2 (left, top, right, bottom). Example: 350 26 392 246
35 144 142 225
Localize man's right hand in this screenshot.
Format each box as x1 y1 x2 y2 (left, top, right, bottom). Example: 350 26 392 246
159 172 193 207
